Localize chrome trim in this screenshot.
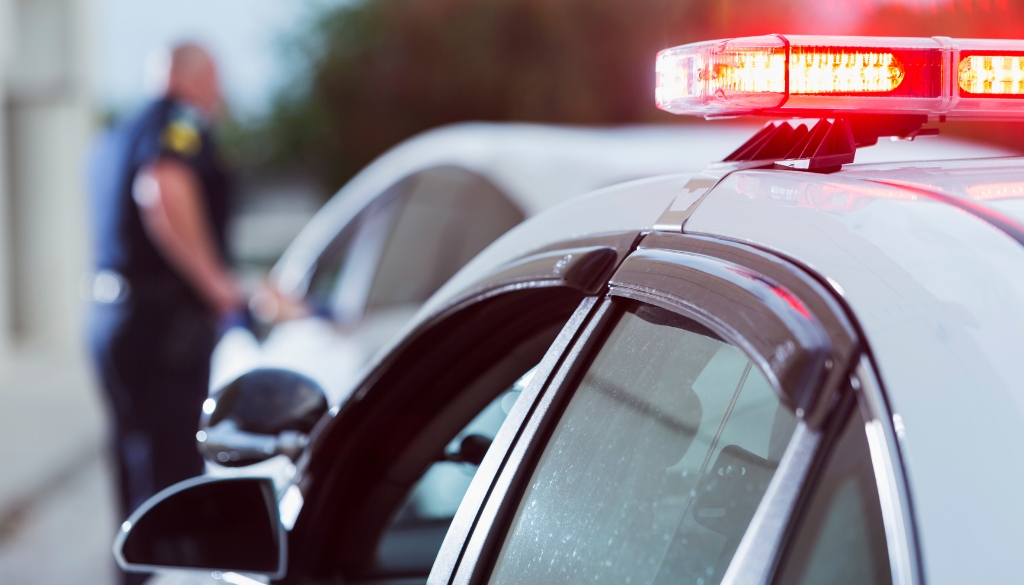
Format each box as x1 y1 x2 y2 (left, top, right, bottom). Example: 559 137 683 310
719 422 821 585
854 356 921 585
654 161 772 232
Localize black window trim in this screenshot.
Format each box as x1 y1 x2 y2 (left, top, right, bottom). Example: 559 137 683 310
434 234 924 585
670 234 921 585
426 295 603 583
624 234 861 428
440 297 618 585
288 233 639 581
719 420 821 585
418 233 643 585
290 286 589 579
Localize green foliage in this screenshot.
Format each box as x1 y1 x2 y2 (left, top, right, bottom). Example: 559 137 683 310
227 0 1024 194
228 0 699 194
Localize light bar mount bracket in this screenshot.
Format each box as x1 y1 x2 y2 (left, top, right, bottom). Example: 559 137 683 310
722 115 937 173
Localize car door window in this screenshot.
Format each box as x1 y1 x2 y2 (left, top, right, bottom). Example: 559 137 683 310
303 167 522 326
487 302 798 585
372 368 535 576
773 408 892 585
303 200 391 316
365 166 524 312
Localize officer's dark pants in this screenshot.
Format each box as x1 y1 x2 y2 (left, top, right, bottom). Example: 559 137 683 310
88 292 214 585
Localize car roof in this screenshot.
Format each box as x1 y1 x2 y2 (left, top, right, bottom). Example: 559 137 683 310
273 122 759 292
272 121 1013 294
408 152 1024 584
839 156 1024 224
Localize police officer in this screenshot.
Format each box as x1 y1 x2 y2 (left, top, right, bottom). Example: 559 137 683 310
87 43 241 584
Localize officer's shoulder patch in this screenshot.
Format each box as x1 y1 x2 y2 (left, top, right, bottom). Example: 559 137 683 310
160 119 202 158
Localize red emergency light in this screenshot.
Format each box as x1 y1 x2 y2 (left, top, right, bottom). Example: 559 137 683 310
656 35 1024 119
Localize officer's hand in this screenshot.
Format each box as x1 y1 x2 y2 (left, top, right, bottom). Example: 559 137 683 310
249 283 310 325
216 307 252 337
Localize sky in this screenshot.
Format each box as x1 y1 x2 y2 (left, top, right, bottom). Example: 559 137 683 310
96 0 346 118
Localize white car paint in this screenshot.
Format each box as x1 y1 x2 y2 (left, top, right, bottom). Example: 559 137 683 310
393 146 1024 585
212 124 1012 410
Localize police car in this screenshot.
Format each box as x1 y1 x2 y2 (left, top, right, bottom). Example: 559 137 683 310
116 35 1024 585
210 122 775 401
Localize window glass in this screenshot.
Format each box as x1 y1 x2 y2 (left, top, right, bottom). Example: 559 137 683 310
773 408 892 585
366 166 524 311
303 194 399 315
488 304 798 585
305 225 357 311
373 367 536 575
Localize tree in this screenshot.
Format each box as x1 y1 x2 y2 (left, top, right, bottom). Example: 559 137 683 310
230 0 1024 194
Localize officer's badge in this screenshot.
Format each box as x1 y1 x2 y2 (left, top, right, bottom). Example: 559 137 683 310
161 120 202 157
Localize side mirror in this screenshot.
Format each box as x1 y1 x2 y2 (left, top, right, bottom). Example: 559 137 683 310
444 434 492 466
114 476 285 579
199 368 328 466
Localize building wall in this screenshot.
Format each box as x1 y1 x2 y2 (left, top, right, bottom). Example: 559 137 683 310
1 0 94 356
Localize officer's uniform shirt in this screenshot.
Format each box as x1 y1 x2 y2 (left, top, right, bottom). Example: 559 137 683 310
89 97 231 309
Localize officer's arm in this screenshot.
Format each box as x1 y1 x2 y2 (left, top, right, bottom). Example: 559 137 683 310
134 159 241 316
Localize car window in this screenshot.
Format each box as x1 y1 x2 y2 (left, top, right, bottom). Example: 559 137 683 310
372 367 536 576
365 166 524 312
305 223 357 310
488 302 798 585
303 197 396 316
773 408 892 585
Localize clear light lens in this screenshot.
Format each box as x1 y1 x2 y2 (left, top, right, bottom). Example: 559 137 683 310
790 48 904 94
959 55 1024 95
655 36 787 114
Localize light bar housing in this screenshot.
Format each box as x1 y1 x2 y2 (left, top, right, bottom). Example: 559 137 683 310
656 35 1024 119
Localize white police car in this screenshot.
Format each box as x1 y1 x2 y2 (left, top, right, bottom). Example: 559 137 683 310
117 35 1024 585
210 122 773 402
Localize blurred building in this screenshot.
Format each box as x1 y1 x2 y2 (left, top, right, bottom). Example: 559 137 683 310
0 0 93 358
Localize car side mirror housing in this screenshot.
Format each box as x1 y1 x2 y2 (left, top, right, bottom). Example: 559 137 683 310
199 368 329 466
114 476 286 579
444 434 492 466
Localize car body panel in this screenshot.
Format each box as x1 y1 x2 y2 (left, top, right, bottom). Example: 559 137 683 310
386 150 1024 585
686 169 1024 585
213 126 1013 401
839 156 1024 225
211 124 766 398
150 129 1021 584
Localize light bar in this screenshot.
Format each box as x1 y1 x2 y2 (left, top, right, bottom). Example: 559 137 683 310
656 35 1024 119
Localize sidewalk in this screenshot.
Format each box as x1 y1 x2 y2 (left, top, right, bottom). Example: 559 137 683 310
0 349 115 583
